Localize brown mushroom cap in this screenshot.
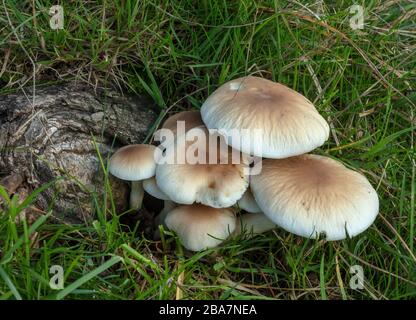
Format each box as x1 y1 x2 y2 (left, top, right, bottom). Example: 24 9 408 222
165 204 236 251
201 76 330 158
250 154 379 240
108 144 156 181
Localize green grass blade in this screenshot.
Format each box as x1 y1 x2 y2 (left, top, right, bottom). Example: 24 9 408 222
320 254 327 300
0 213 50 265
0 266 22 300
53 256 123 300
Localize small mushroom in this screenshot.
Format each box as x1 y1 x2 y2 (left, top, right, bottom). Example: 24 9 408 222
165 204 237 251
200 76 330 158
250 154 379 240
108 144 157 209
235 188 276 236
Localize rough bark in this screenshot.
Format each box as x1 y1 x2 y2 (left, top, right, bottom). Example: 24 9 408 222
0 82 159 224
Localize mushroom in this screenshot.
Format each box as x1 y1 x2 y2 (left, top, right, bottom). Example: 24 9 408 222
237 188 261 213
164 204 237 251
156 127 249 208
108 144 157 209
200 76 330 159
250 154 379 240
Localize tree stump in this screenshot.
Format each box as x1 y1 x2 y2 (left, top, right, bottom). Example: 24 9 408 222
0 82 159 224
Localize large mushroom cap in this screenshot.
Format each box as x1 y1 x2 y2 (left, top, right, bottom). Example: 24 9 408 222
165 204 236 251
251 154 379 240
200 76 330 158
156 127 249 208
108 144 156 181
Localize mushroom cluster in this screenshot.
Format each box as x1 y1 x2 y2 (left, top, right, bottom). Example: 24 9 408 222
108 76 379 251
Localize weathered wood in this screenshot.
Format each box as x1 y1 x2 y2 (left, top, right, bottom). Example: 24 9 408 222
0 82 159 223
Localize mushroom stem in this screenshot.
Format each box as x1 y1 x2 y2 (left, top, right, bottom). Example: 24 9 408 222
130 181 144 209
233 213 276 238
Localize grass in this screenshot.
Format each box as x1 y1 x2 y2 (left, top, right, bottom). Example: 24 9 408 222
0 0 415 300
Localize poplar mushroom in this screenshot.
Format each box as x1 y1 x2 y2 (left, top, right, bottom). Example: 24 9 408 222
164 204 237 251
200 76 330 158
108 144 157 209
250 154 379 240
156 127 249 208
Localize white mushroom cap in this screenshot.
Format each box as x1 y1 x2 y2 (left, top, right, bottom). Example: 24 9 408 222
108 144 157 181
165 204 236 251
200 76 330 159
143 177 170 201
250 154 379 241
237 188 261 213
156 127 249 208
